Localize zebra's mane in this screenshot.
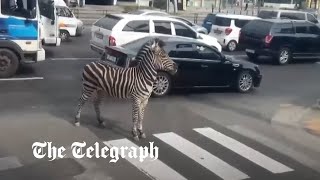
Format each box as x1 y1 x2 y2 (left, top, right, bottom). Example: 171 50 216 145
134 38 166 63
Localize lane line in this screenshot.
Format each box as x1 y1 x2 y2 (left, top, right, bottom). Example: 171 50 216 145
0 156 23 171
154 132 249 180
194 127 294 174
228 125 320 173
103 139 187 180
49 58 100 61
0 77 44 81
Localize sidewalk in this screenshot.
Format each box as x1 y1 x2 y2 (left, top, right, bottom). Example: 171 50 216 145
303 101 320 137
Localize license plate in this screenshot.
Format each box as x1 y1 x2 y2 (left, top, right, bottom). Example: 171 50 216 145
214 29 222 34
95 33 103 39
106 54 117 63
246 49 255 53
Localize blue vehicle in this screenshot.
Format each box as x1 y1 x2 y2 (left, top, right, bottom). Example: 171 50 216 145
202 13 216 33
0 0 60 78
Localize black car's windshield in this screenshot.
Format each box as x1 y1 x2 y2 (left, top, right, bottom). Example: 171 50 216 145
121 36 163 53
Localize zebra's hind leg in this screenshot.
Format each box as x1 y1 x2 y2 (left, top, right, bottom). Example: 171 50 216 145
93 90 107 128
75 87 95 126
132 98 142 141
138 98 149 139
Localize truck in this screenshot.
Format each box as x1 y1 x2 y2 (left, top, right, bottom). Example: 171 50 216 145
0 0 60 78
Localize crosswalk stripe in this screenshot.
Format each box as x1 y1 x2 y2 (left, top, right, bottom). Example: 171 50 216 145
154 132 249 180
194 127 294 174
103 139 187 180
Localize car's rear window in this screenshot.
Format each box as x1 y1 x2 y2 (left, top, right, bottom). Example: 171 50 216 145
214 16 231 26
242 20 273 35
204 14 216 22
94 14 123 30
122 36 157 52
258 10 278 18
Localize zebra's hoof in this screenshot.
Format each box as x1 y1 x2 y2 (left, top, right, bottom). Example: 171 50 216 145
133 136 139 141
75 122 80 127
140 133 146 139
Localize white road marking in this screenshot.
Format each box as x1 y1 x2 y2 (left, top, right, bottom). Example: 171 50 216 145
0 156 23 171
154 132 249 180
0 77 44 81
104 139 187 180
194 127 294 174
228 125 320 173
49 58 100 61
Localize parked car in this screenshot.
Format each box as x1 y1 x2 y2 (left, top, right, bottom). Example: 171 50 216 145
239 19 320 65
202 13 216 33
209 14 260 52
257 9 319 25
90 14 222 55
55 0 84 41
127 9 169 16
100 36 262 97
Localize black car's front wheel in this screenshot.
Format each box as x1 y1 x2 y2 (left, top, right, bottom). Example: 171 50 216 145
152 72 172 97
236 71 253 93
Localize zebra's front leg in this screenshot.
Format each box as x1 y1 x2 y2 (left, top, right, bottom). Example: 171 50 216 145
138 98 149 139
132 98 142 141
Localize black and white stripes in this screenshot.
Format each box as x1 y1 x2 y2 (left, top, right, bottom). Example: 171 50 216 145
74 38 178 141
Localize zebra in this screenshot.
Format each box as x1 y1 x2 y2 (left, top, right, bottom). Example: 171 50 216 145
74 38 178 141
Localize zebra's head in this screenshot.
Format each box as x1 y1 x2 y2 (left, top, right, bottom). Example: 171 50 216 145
150 38 178 75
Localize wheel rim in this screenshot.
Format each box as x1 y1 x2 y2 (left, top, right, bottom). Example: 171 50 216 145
153 75 169 96
279 50 289 64
0 55 11 72
239 73 253 92
228 41 236 51
60 32 68 40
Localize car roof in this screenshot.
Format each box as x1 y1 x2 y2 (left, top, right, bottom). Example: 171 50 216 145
255 18 307 23
215 13 260 19
112 13 183 21
259 9 308 14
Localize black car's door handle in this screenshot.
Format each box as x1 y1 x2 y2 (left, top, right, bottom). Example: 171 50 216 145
201 64 208 68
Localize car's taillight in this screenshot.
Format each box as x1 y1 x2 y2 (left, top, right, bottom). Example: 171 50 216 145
225 28 232 35
265 34 273 44
109 36 116 46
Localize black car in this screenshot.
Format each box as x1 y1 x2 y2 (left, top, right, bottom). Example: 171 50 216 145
239 19 320 65
101 36 262 97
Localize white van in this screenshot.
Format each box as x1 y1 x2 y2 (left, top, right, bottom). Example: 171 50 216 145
55 0 84 41
209 14 260 52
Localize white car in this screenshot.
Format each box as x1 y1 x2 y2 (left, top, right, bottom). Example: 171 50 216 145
90 14 222 54
209 14 260 52
127 9 169 16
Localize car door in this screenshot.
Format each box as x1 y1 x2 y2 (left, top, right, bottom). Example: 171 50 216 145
293 22 313 57
167 43 209 87
194 44 234 86
306 23 320 56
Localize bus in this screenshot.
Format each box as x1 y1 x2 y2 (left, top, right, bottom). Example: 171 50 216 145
0 0 60 78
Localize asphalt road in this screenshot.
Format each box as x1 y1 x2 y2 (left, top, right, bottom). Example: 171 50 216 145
1 27 320 180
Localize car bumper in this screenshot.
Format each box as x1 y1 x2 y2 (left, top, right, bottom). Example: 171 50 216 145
254 74 262 87
244 46 277 57
90 43 104 54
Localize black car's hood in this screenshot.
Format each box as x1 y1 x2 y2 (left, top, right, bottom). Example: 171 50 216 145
225 55 258 69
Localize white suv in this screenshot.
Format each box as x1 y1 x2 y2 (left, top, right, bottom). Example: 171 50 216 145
209 14 260 52
90 14 222 54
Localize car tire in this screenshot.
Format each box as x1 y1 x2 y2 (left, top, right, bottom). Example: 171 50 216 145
276 47 291 65
152 72 172 98
0 48 19 78
236 70 253 93
227 40 237 52
60 30 70 42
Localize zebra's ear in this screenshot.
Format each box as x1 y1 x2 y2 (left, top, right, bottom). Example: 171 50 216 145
151 40 157 49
